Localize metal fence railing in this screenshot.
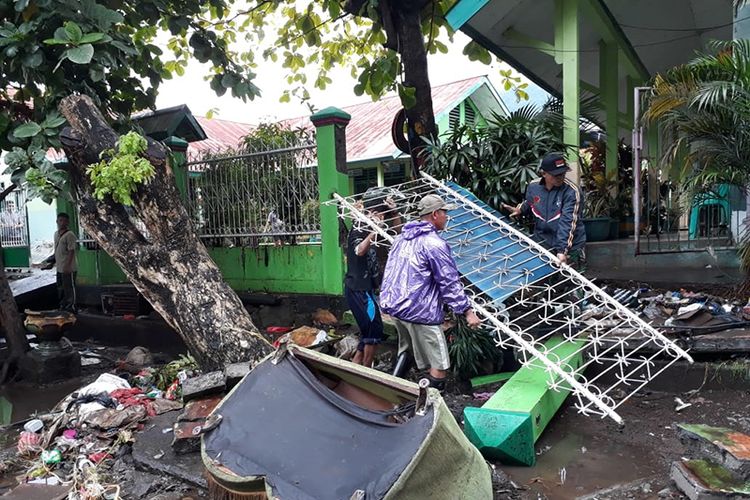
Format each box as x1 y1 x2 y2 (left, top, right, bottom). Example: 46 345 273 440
185 142 320 246
633 87 745 254
0 190 28 248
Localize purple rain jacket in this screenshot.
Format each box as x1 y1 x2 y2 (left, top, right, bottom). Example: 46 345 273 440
380 220 471 325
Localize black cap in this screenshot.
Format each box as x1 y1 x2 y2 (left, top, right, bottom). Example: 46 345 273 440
540 152 570 176
362 187 389 213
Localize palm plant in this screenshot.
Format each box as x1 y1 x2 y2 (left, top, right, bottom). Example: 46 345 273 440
645 39 750 280
424 104 569 210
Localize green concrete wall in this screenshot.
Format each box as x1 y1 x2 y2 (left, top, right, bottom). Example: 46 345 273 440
76 249 127 286
75 245 325 293
208 245 325 293
1 247 29 267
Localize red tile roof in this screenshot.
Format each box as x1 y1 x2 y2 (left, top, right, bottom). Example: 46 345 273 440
184 76 490 162
282 76 488 162
187 116 255 158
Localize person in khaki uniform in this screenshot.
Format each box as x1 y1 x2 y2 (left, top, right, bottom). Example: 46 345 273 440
46 213 78 312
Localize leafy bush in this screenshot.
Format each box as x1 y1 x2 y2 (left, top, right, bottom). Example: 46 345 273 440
448 315 503 381
424 105 567 210
87 131 154 206
580 139 634 219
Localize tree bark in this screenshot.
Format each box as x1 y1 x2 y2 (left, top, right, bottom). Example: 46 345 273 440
58 95 272 371
392 3 437 175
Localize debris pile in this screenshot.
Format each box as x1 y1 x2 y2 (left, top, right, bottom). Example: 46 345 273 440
1 347 197 498
591 286 748 334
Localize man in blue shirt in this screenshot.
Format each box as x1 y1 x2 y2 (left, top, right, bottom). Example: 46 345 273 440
503 152 586 269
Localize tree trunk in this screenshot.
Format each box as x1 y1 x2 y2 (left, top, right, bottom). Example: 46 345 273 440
0 240 29 358
58 95 272 371
393 3 437 175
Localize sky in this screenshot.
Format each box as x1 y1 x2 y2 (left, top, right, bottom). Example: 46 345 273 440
154 31 549 125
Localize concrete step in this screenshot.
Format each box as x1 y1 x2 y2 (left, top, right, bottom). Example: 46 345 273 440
678 424 750 479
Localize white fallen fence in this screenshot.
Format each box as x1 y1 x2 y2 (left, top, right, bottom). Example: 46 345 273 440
327 173 693 424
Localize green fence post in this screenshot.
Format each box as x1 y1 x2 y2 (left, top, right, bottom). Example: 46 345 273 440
311 107 351 296
164 136 189 202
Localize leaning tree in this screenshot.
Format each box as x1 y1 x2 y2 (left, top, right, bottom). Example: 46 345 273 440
1 0 524 370
0 0 266 370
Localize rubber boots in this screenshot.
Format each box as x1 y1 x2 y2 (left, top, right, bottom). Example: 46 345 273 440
391 351 413 378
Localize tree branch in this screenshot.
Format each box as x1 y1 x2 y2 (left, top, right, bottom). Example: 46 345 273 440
205 0 272 26
0 184 16 203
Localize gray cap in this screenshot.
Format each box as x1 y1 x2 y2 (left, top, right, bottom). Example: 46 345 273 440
418 194 456 216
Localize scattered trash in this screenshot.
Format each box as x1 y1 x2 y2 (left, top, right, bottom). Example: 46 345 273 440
88 451 111 464
472 392 495 402
559 467 567 485
674 398 692 412
594 285 748 337
334 335 359 359
23 418 44 433
78 373 131 397
153 450 165 460
28 476 61 485
123 346 154 369
312 308 337 325
266 326 293 335
17 431 40 455
41 449 62 464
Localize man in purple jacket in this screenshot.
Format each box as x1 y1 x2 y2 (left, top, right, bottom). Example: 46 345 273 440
380 194 481 390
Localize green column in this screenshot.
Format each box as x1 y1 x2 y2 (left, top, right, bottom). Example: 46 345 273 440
311 107 351 296
599 40 619 183
556 0 581 183
463 336 585 466
164 136 189 202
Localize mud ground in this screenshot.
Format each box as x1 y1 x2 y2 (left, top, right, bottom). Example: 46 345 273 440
2 338 749 499
444 383 750 499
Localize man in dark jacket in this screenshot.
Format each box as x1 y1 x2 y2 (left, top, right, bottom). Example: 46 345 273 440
380 194 481 389
503 152 586 268
344 189 390 368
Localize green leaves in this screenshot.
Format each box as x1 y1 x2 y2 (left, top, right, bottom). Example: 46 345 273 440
463 41 491 65
447 315 503 380
398 84 417 109
12 122 42 138
79 0 123 31
44 21 110 68
64 21 83 43
425 104 566 211
87 131 155 206
66 44 94 64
